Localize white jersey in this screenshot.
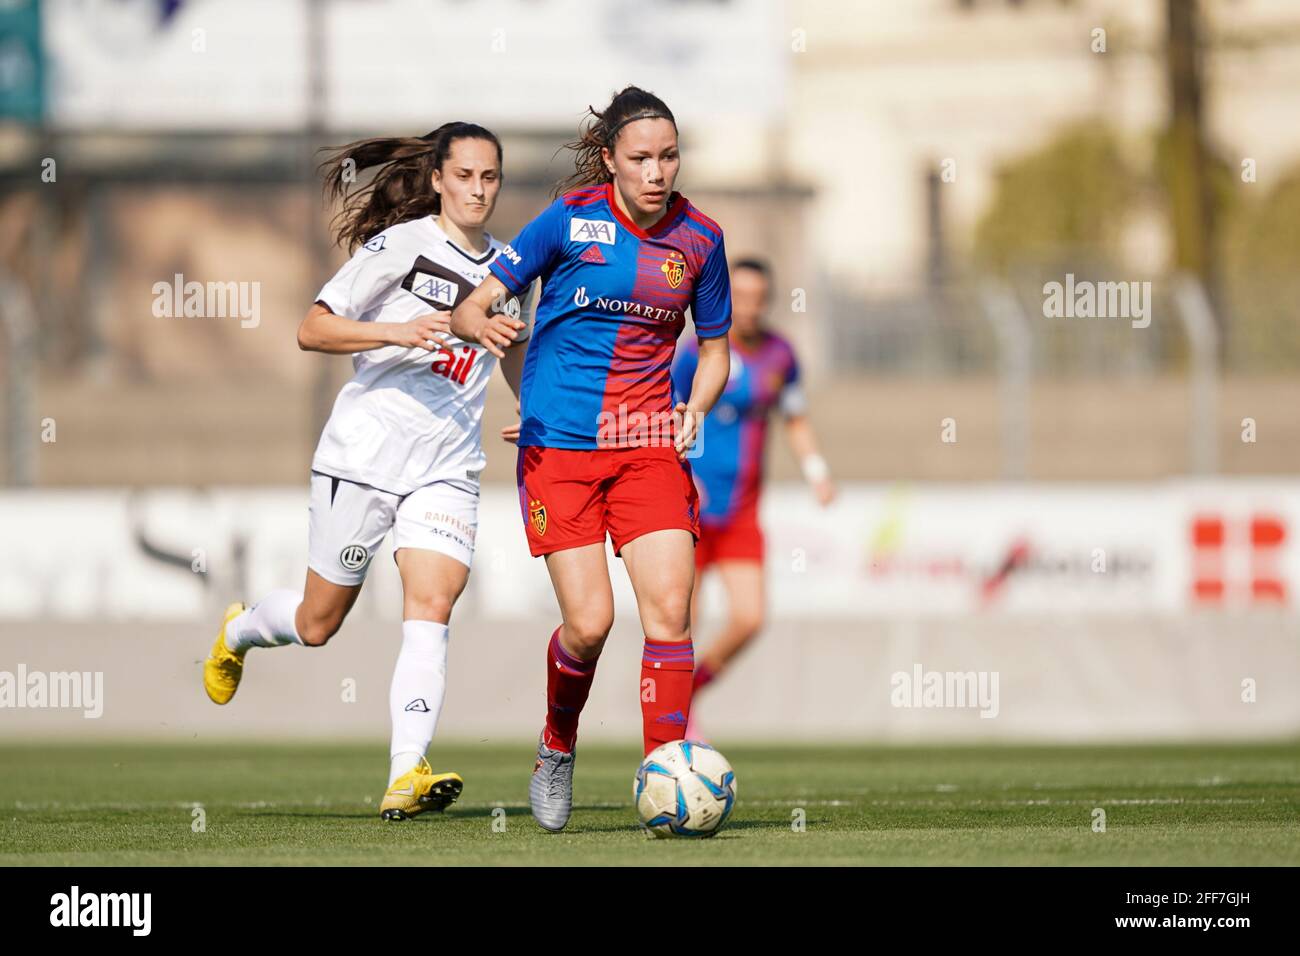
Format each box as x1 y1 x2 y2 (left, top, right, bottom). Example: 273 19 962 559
312 216 528 495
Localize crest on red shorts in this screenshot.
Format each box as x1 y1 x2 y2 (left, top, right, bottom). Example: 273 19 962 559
529 498 547 536
661 251 685 289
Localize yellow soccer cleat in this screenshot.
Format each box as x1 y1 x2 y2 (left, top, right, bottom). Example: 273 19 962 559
204 602 248 705
380 757 464 821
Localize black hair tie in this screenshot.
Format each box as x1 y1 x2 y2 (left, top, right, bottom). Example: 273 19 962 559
604 110 674 146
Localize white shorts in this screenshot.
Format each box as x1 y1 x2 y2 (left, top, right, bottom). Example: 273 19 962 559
307 471 479 586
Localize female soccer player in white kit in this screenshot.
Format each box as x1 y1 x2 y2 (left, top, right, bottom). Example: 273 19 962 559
202 123 530 820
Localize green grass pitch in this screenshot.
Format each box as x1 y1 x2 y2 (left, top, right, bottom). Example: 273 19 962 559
2 740 1298 865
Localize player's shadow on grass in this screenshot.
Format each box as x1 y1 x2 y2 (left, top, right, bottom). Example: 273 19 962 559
241 807 770 834
551 818 769 835
243 811 379 820
242 807 538 822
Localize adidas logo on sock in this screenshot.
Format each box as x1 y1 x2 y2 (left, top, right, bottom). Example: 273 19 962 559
405 698 430 713
654 709 688 724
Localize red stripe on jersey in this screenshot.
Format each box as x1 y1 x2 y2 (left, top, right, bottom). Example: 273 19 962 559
597 322 677 449
492 257 522 287
563 185 606 206
631 244 694 315
732 412 767 515
684 206 723 239
677 241 709 277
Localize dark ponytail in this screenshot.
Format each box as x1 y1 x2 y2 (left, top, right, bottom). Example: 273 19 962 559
319 122 503 251
554 86 676 197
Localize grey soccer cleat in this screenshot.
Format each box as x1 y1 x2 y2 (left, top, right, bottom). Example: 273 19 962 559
529 735 576 832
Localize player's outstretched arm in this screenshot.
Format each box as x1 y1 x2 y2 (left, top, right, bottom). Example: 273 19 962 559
674 333 730 459
297 302 450 354
785 415 836 506
450 276 525 359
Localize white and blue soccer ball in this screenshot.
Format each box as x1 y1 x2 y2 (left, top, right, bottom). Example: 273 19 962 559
634 740 737 838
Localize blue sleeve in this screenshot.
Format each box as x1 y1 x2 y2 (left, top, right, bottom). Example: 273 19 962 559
691 238 732 339
671 344 700 405
489 198 566 295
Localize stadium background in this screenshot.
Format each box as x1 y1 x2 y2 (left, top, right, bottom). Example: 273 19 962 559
1 0 1299 746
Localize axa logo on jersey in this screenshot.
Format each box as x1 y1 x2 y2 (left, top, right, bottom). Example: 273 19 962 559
570 218 617 245
411 272 457 308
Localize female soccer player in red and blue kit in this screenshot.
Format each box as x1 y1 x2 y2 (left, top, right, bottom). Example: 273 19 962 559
450 87 732 831
672 259 835 733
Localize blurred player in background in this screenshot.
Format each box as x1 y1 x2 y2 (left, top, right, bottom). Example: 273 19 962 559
202 122 531 820
451 86 732 831
673 258 835 733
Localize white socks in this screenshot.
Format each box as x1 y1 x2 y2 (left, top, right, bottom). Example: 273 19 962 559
224 599 448 787
388 620 450 785
224 589 304 652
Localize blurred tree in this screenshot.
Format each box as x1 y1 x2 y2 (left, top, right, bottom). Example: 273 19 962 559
1220 168 1300 369
1163 0 1221 353
972 125 1133 275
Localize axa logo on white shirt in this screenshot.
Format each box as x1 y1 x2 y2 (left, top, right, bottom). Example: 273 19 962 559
50 886 151 936
571 286 681 324
411 273 457 308
570 218 616 245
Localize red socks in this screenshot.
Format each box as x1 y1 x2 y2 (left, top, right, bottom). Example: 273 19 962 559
543 627 597 753
543 629 695 756
692 661 716 693
641 637 694 755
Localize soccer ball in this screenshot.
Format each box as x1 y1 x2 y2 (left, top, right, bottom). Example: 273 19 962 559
634 740 736 838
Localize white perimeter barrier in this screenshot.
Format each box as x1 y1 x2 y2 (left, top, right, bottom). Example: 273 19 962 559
0 481 1297 620
1 483 1297 742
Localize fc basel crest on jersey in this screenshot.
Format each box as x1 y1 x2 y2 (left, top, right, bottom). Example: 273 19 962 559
660 250 686 289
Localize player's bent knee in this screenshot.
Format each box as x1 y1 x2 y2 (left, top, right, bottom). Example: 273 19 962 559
733 608 765 639
299 617 342 647
564 615 613 657
650 590 693 638
404 593 455 624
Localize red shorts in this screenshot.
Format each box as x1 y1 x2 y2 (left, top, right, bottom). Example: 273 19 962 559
516 445 701 558
695 503 765 568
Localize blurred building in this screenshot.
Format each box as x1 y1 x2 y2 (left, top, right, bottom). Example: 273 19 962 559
2 0 1300 486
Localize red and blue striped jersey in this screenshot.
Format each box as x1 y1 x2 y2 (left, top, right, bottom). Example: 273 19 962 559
489 183 731 450
672 331 803 523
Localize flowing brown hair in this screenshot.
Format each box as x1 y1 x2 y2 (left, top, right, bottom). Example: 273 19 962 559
553 86 677 197
319 122 502 251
